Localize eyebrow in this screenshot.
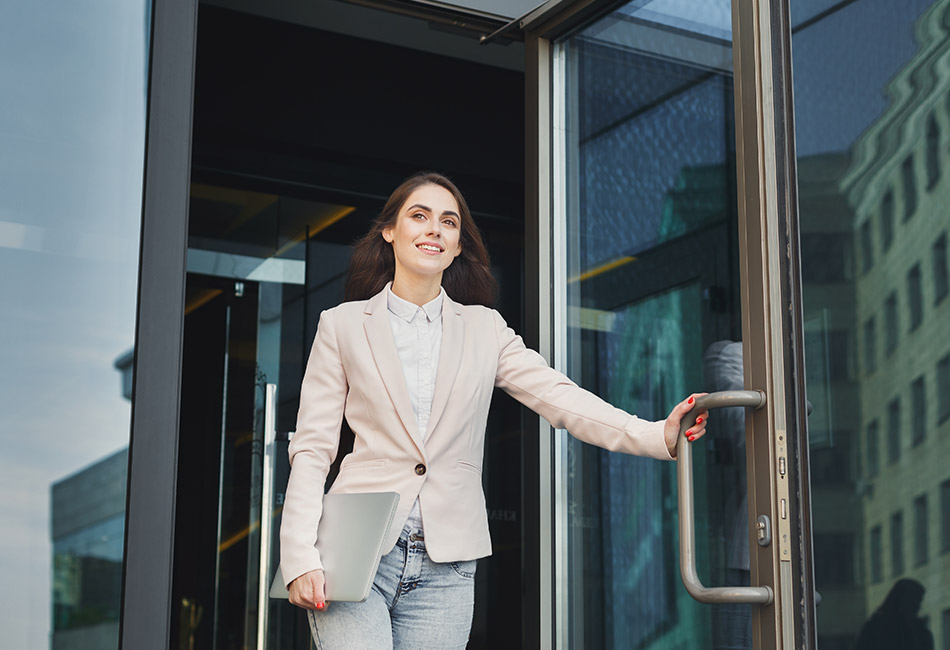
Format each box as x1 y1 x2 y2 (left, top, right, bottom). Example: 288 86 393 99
407 203 460 220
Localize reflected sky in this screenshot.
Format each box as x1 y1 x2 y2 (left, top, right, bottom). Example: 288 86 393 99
617 0 732 41
793 0 934 156
0 0 148 648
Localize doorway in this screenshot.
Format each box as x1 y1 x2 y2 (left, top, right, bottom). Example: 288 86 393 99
170 4 527 648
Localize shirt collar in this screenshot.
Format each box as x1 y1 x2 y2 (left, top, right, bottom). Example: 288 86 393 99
386 281 444 323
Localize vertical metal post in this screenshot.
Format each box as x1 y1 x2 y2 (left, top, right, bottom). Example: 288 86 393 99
524 31 554 650
731 0 813 647
120 0 198 647
257 384 278 649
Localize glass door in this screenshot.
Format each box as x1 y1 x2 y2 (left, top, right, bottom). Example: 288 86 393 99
171 180 356 650
527 0 805 647
554 5 749 647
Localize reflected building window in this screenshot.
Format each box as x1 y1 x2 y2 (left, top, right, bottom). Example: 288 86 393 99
942 479 950 554
814 533 856 587
934 233 948 304
908 264 924 331
914 494 929 567
938 355 950 424
891 510 905 577
828 330 854 381
927 112 940 190
885 292 899 354
912 375 926 447
902 155 917 221
881 190 895 251
867 419 880 478
802 233 852 282
870 525 883 584
887 398 902 464
864 316 877 375
861 220 875 273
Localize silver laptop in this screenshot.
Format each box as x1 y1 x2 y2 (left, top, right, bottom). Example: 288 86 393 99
270 491 400 602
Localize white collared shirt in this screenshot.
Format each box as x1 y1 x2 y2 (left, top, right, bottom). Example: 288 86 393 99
386 282 443 530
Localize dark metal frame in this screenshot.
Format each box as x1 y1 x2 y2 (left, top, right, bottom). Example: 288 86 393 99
119 0 198 647
732 0 815 646
523 0 815 647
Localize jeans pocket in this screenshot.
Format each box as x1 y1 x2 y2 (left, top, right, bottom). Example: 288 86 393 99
450 559 477 579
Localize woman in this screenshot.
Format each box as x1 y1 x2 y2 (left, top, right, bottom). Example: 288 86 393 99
279 172 708 648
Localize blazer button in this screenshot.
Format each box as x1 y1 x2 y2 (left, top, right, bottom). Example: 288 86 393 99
414 463 427 476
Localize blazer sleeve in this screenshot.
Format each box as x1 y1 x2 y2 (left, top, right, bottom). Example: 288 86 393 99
279 309 347 586
492 310 674 461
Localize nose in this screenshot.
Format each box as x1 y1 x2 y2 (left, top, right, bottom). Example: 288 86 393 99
427 217 441 237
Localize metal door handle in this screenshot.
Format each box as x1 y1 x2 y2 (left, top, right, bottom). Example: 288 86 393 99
677 390 774 605
256 383 278 648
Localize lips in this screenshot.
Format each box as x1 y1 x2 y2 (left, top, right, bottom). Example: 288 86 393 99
416 242 444 253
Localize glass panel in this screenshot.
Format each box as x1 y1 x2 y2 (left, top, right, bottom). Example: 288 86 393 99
0 1 150 648
792 0 950 647
172 180 354 648
556 1 743 647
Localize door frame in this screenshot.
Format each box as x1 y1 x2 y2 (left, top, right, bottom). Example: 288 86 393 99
521 0 816 647
121 0 198 648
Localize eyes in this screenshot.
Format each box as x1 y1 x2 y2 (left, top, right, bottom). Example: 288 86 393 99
410 212 458 229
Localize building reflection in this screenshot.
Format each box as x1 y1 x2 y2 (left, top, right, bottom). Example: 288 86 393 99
50 353 132 650
802 0 950 646
50 449 127 650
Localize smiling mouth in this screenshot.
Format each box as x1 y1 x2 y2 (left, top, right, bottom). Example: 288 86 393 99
417 243 444 253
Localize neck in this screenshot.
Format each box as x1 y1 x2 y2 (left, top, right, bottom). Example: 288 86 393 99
390 272 442 307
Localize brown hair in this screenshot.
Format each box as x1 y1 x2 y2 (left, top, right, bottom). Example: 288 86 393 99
345 172 497 307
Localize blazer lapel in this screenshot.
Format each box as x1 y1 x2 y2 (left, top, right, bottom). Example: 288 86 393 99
426 295 463 437
362 290 424 456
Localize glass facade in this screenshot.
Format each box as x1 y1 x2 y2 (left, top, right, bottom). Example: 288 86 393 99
793 0 950 647
0 1 150 648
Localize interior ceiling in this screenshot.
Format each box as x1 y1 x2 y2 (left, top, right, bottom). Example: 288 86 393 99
200 0 526 71
409 0 544 21
189 183 357 253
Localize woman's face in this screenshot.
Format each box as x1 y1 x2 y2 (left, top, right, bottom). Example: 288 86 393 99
383 183 462 283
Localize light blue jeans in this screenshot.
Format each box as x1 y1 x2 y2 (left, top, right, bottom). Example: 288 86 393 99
307 524 476 649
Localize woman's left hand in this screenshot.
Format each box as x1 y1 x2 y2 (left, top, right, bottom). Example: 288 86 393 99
663 393 709 458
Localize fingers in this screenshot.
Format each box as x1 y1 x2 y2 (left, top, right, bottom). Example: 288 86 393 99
313 571 328 611
681 392 709 412
288 570 328 611
684 409 709 442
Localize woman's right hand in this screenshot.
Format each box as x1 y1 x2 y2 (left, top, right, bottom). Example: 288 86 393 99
288 569 328 611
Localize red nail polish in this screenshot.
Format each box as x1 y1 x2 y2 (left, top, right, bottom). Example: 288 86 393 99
697 417 704 424
688 397 694 405
688 436 695 442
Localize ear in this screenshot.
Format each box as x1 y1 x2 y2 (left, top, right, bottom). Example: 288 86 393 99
454 244 462 258
382 227 394 243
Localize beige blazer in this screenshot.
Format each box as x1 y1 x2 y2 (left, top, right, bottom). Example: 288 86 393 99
279 287 673 587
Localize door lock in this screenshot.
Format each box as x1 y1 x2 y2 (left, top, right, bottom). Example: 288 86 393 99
756 514 772 547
